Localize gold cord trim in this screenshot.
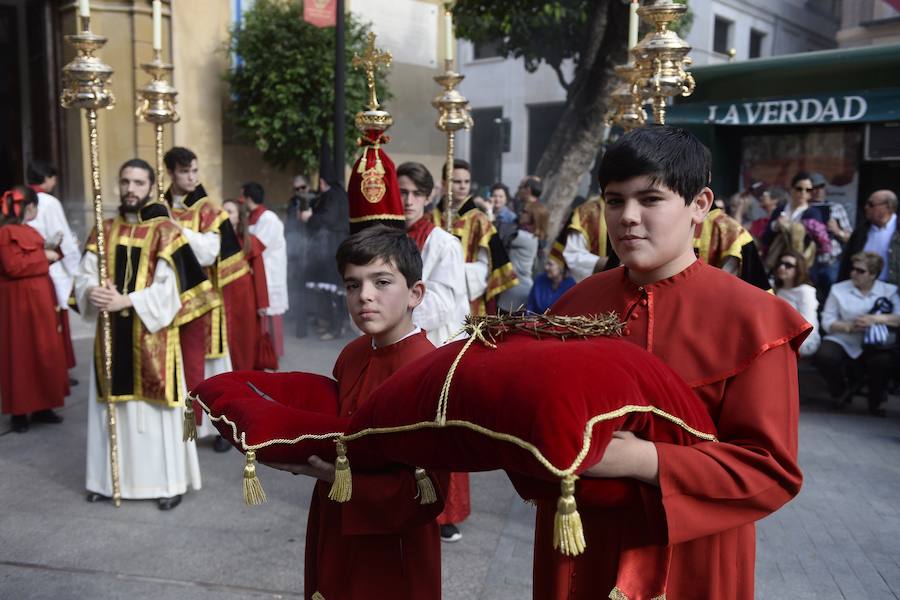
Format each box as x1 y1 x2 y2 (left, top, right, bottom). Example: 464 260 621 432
609 588 666 600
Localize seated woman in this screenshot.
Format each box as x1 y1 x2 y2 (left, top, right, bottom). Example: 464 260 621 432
814 251 900 416
773 250 821 357
527 259 576 314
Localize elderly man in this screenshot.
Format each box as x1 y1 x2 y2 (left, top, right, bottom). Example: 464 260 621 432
839 190 899 284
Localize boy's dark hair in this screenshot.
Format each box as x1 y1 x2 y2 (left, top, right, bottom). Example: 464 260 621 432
397 162 434 196
336 225 423 287
119 158 156 187
441 158 471 176
26 160 58 185
1 185 38 226
163 146 197 172
790 172 812 187
597 126 711 205
521 176 542 198
241 181 265 204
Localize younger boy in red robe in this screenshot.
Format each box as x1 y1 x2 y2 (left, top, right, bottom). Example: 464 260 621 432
536 126 811 599
265 225 448 600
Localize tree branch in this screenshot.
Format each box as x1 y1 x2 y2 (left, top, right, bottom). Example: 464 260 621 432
550 60 572 95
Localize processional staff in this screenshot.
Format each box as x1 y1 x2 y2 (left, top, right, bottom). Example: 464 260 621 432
432 4 472 231
136 0 180 202
60 0 121 506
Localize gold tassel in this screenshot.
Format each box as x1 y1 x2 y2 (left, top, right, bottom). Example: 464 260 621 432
374 146 385 175
311 593 326 600
356 146 370 174
328 439 352 503
414 468 437 505
608 588 666 600
553 476 585 556
182 396 197 442
242 450 267 506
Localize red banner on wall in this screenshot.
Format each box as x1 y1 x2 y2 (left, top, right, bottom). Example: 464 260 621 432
303 0 336 28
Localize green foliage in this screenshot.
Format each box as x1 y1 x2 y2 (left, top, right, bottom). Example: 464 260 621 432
454 0 693 82
453 1 591 75
225 0 386 171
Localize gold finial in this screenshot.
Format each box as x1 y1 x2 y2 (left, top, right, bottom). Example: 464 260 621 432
352 32 392 111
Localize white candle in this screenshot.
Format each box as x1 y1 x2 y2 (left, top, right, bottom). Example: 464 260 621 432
152 0 162 51
79 0 90 18
628 0 639 51
444 9 454 62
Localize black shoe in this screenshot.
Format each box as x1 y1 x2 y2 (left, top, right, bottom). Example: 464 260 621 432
69 377 79 386
10 415 29 433
158 495 182 510
440 524 462 543
32 409 64 424
213 435 231 453
85 492 110 503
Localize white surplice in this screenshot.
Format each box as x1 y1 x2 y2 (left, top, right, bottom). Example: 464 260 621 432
75 248 201 499
562 231 601 282
28 191 80 308
249 209 289 315
413 227 468 346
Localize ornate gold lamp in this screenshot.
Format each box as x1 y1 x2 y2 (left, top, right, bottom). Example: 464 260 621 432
136 51 179 202
432 4 473 230
60 9 121 507
630 0 695 125
605 62 647 132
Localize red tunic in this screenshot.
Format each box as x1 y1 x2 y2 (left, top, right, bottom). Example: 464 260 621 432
534 260 811 600
223 236 269 371
304 331 448 600
0 225 68 415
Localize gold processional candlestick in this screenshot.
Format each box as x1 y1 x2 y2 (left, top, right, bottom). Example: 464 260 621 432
60 14 121 507
630 0 695 126
432 7 472 231
137 50 179 202
604 62 647 134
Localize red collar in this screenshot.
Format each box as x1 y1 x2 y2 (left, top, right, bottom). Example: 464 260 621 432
248 205 266 225
406 216 435 252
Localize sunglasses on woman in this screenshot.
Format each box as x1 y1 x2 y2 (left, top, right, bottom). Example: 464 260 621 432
777 261 797 270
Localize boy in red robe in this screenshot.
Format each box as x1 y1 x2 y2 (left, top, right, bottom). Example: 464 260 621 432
0 186 69 432
265 225 448 600
535 126 811 599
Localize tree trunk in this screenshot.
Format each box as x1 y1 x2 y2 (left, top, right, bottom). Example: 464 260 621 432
534 0 628 247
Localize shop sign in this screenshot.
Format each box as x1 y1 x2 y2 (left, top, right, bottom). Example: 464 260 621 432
668 87 900 126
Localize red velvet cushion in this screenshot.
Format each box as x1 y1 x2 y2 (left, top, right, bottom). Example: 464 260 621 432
192 370 347 463
345 333 717 504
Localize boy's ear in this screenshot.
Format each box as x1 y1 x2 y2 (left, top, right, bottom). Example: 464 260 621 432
690 187 714 225
408 280 426 311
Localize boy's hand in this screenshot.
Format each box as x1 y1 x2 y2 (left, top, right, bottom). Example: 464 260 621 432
582 431 659 486
263 455 335 483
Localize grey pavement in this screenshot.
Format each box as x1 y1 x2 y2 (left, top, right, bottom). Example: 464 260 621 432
1 327 899 599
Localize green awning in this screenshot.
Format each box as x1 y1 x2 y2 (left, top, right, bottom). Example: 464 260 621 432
668 43 900 126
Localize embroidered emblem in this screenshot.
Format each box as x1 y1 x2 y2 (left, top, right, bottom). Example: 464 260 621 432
361 168 386 204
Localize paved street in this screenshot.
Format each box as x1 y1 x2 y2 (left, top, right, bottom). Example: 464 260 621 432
2 326 900 599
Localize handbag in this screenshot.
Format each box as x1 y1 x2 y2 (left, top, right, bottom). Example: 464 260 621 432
863 297 896 348
254 316 279 370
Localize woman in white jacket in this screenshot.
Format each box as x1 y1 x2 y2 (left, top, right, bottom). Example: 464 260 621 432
774 249 821 357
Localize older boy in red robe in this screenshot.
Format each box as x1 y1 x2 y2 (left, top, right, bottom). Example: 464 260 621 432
265 226 448 600
534 126 811 599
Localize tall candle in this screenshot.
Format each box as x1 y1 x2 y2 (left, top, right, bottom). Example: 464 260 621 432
152 0 162 51
628 1 639 51
79 0 90 18
444 9 454 62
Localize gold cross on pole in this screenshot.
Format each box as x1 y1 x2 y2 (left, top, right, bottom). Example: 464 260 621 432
352 32 391 111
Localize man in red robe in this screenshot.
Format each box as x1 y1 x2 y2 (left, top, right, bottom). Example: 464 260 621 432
535 126 811 599
265 226 448 599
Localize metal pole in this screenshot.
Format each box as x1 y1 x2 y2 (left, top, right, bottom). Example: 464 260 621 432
444 131 454 231
334 0 346 188
87 108 122 508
